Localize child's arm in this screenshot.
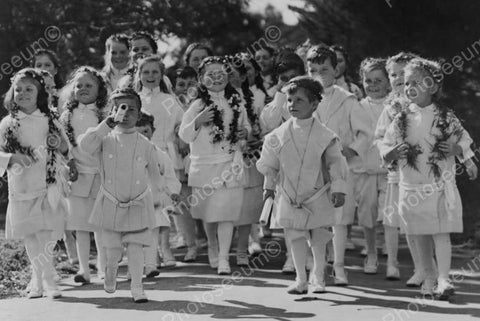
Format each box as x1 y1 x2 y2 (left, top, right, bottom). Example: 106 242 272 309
237 105 252 140
179 99 211 143
157 149 181 196
323 137 349 207
346 98 371 161
78 117 115 155
259 92 288 134
146 145 164 196
0 117 35 176
173 106 189 157
256 133 281 199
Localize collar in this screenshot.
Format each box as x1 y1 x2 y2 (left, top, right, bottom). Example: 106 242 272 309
112 66 129 76
16 109 43 119
323 85 335 96
78 103 97 111
141 86 161 96
335 75 346 86
114 126 137 134
293 117 314 128
409 103 436 113
208 90 226 99
366 96 387 106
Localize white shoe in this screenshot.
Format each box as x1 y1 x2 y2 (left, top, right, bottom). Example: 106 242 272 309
27 288 43 299
104 266 118 293
131 285 148 303
208 246 219 269
184 247 198 262
248 242 262 256
282 256 295 274
386 265 400 280
309 274 326 293
363 256 379 274
434 278 455 300
287 281 308 295
406 271 426 287
420 278 436 296
333 264 348 286
217 259 231 275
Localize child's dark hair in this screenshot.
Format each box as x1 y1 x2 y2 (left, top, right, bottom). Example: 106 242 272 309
307 45 337 68
63 66 109 111
184 43 213 66
4 68 49 114
130 31 158 53
330 45 349 69
136 110 155 132
275 53 306 76
359 58 388 81
31 49 64 88
110 87 142 110
284 76 323 103
174 66 198 85
238 53 270 100
38 69 59 108
103 33 130 74
386 52 419 71
134 55 170 93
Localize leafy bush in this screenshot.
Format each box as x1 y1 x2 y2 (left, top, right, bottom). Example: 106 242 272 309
0 239 30 298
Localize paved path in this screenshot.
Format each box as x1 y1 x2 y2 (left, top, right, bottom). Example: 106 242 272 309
1 233 480 321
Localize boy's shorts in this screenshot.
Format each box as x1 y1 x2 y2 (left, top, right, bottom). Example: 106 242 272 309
354 173 387 228
102 228 152 248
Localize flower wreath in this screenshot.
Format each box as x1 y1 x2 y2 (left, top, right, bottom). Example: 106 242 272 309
64 101 104 147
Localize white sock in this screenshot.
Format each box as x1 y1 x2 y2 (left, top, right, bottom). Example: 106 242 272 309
25 234 43 290
432 233 451 280
310 228 330 281
290 236 308 284
94 230 106 274
363 226 377 259
406 234 422 274
127 243 144 288
217 221 234 260
384 225 399 266
76 231 91 278
416 235 436 279
144 227 159 269
333 225 348 266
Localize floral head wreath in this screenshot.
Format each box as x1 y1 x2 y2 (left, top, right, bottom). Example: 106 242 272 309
406 58 443 85
198 56 230 75
69 66 109 108
306 45 337 66
11 68 46 87
284 76 323 102
359 57 387 80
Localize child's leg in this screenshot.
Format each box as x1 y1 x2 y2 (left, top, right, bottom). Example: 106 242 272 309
36 230 60 297
144 227 160 274
104 230 123 294
217 221 234 273
363 225 378 274
282 230 295 273
285 229 308 294
64 230 78 264
384 225 399 266
24 233 43 296
94 230 106 279
75 230 91 283
332 224 348 283
236 224 251 266
415 235 436 294
406 234 426 286
248 224 262 255
173 214 197 261
310 228 332 292
127 242 148 302
432 233 451 281
160 227 176 265
204 222 219 268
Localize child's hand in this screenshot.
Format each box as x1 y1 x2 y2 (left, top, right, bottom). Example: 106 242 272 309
9 153 35 167
263 189 275 201
195 106 214 129
170 193 181 204
236 127 248 140
384 143 408 162
341 147 357 160
331 192 345 208
438 141 462 157
178 139 190 157
67 159 78 182
105 114 119 129
465 158 478 180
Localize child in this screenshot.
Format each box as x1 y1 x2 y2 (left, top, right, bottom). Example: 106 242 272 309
355 58 392 276
307 45 370 285
60 66 109 284
102 33 131 92
179 56 251 275
135 55 191 264
32 49 64 90
239 53 270 108
135 111 181 276
184 43 213 73
78 88 163 303
375 52 429 287
257 76 348 294
254 46 277 95
331 45 363 100
1 68 69 298
173 66 198 109
382 58 477 299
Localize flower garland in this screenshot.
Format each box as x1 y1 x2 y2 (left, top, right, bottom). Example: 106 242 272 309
64 101 104 147
395 108 424 172
4 106 62 185
242 84 261 141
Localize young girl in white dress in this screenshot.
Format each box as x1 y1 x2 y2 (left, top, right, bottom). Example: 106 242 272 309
1 68 69 298
102 34 130 92
60 66 109 283
179 56 251 275
382 58 477 299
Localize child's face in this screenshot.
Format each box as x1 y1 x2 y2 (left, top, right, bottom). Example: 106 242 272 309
255 49 274 73
74 72 99 105
109 41 129 70
363 69 390 100
307 60 336 88
202 63 228 93
244 61 256 86
175 77 197 96
404 69 436 107
228 67 246 89
140 61 162 90
334 51 346 78
34 55 57 77
43 75 56 95
131 38 154 62
114 97 140 129
388 62 406 94
189 49 209 72
135 125 153 140
14 78 38 114
287 88 317 119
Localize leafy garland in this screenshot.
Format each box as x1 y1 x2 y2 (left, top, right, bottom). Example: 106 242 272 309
385 93 410 172
4 105 62 185
64 101 104 147
241 82 261 140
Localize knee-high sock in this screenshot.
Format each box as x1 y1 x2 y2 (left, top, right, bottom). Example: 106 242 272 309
284 229 292 259
432 233 451 280
384 225 399 266
250 224 261 244
406 234 422 274
76 231 91 277
333 225 348 265
204 222 218 251
127 243 144 288
160 227 175 260
236 224 251 255
363 226 377 258
310 228 331 281
94 230 106 274
217 221 234 260
290 237 308 283
106 247 122 270
415 235 436 279
36 231 57 289
25 233 43 290
144 227 159 268
173 213 197 249
63 230 78 261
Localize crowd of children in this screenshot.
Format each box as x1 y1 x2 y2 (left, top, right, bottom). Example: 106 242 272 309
1 30 478 303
